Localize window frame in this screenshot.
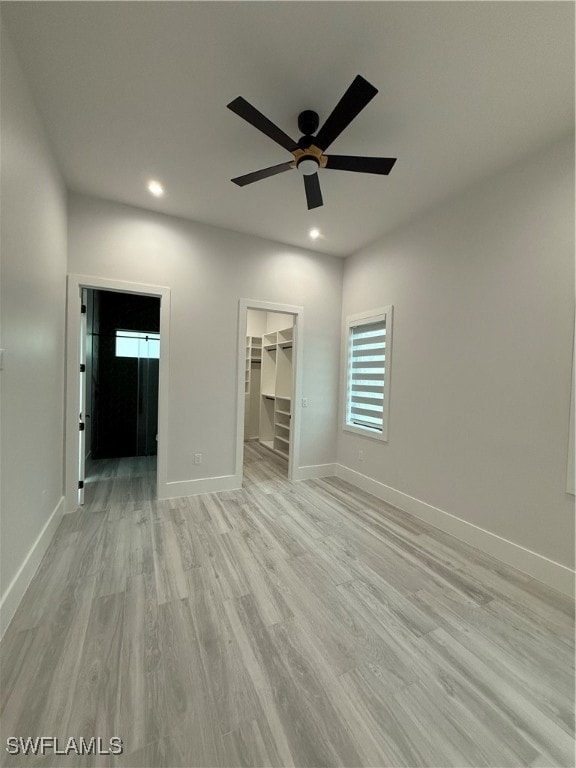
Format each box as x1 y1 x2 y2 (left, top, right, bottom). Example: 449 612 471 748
343 305 393 442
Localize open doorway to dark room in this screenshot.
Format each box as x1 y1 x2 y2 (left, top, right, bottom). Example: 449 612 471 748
84 289 160 500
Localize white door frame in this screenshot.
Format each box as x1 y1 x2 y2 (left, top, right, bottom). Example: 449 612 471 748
78 287 88 505
236 299 304 482
65 274 171 512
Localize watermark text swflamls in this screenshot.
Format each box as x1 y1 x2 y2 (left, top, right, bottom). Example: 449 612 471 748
6 737 123 756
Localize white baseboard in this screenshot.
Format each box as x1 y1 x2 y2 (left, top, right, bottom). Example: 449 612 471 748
160 474 240 499
0 496 65 639
293 463 338 481
335 464 575 598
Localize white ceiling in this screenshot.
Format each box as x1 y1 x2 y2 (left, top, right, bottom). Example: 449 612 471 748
3 1 574 257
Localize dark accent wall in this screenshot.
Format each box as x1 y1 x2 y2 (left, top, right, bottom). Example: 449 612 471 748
89 290 160 459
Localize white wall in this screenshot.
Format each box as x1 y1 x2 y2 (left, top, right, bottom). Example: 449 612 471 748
266 312 294 333
338 135 575 579
247 309 294 336
0 24 67 634
246 309 267 337
67 194 343 489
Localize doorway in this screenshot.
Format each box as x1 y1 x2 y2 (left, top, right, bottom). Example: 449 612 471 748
66 275 170 512
82 289 160 503
236 299 304 484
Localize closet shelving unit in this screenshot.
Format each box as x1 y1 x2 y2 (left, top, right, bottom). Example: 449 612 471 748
244 336 262 439
245 336 262 393
250 337 262 362
245 338 250 395
259 327 293 460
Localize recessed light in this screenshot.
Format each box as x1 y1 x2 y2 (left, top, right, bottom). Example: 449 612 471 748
147 180 164 197
309 228 320 240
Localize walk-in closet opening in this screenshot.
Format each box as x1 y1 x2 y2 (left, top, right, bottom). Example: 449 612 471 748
243 308 296 480
81 288 161 504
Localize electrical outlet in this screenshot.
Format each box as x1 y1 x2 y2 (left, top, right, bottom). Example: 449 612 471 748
302 398 308 408
194 453 202 465
358 450 364 462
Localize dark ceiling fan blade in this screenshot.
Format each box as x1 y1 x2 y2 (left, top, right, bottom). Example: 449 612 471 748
227 97 299 153
314 75 378 152
324 155 397 174
304 173 323 210
231 161 294 187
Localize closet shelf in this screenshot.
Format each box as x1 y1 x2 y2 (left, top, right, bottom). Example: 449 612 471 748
245 335 262 441
258 325 294 464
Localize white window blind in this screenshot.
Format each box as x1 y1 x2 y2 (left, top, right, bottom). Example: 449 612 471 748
347 319 386 432
344 306 392 441
115 331 160 359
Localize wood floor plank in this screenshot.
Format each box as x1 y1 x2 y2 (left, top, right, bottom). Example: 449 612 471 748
119 724 224 768
186 565 261 735
235 593 360 768
168 506 205 570
153 597 221 753
66 591 125 740
393 679 513 766
150 518 188 604
220 718 283 768
96 517 130 598
116 573 156 754
221 595 296 767
339 664 446 768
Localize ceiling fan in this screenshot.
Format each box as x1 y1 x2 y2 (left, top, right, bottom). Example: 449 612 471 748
227 75 397 210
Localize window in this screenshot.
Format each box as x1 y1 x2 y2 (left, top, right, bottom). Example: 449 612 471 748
344 306 393 441
115 330 160 359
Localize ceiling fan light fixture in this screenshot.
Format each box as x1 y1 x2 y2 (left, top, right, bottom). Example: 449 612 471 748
297 157 319 176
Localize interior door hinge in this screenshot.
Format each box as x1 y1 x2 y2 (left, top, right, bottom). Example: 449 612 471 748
78 480 84 490
79 363 86 373
81 304 87 314
79 422 85 431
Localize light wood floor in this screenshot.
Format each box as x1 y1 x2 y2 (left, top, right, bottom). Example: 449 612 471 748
1 443 574 767
84 455 157 506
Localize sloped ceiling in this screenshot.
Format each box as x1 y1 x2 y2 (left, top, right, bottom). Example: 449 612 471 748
3 1 574 256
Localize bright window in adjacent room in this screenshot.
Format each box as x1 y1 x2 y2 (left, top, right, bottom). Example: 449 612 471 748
115 330 160 359
344 306 393 441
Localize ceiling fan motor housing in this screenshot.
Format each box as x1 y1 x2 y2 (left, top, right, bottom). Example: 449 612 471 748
298 110 320 137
